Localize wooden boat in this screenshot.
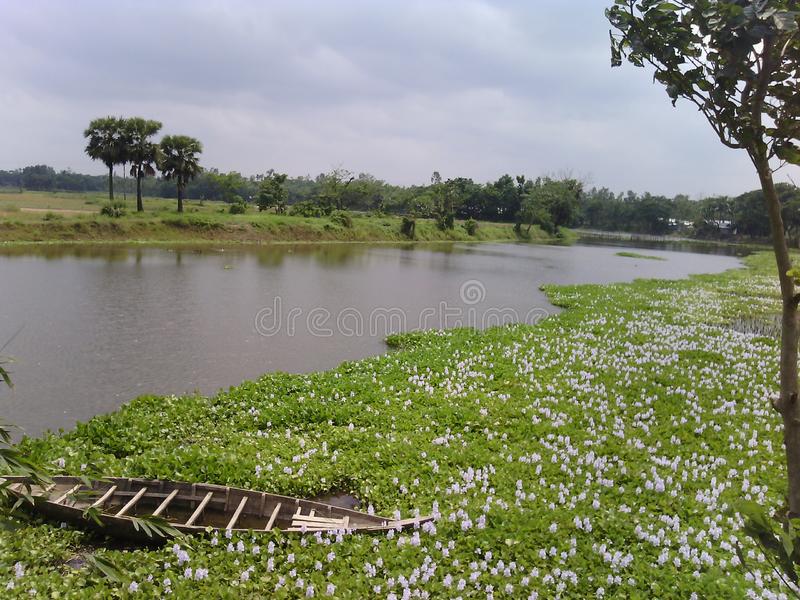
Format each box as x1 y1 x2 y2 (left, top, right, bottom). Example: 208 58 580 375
0 475 431 541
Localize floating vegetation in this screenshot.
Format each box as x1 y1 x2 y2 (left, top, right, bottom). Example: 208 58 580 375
0 252 791 597
615 251 666 261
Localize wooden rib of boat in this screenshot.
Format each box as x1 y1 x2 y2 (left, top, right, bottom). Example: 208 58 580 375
0 476 431 541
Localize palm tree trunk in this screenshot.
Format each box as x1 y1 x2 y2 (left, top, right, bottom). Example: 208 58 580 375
108 164 114 200
757 161 800 517
136 171 144 212
177 184 184 213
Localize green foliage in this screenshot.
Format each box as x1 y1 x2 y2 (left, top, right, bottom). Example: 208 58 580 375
463 217 478 236
41 211 62 222
616 251 665 260
256 171 288 213
0 348 51 509
124 117 162 211
2 251 795 596
84 554 125 583
400 216 416 239
100 201 127 218
128 514 184 540
735 501 800 596
83 116 126 199
228 199 247 214
517 177 581 234
431 172 455 231
159 135 203 212
329 210 353 228
289 200 326 218
607 1 800 165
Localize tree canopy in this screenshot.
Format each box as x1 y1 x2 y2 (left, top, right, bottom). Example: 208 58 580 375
158 135 203 213
84 116 125 200
125 118 162 212
607 0 800 523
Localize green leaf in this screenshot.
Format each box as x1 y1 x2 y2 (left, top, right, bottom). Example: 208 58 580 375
780 528 795 558
85 555 124 583
82 506 105 527
776 143 800 166
773 12 799 32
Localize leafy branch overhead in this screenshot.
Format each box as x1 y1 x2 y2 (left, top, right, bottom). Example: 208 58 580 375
607 0 800 165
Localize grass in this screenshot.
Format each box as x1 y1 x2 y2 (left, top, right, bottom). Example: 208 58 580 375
0 190 555 245
615 251 666 260
0 251 791 597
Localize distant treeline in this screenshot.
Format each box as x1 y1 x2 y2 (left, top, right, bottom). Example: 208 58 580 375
2 164 798 239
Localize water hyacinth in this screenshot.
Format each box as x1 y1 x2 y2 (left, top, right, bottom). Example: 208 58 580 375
0 252 793 597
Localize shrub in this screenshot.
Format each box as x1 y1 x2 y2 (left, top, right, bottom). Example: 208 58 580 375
289 200 325 218
329 210 353 228
400 216 416 239
463 218 478 236
43 211 63 221
435 213 454 231
229 201 247 215
100 201 127 218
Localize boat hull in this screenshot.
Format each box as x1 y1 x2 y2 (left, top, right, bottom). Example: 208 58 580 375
1 476 432 542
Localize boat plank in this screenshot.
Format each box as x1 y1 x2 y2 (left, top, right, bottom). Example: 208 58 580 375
152 489 179 517
225 496 248 530
116 487 148 517
90 485 118 509
184 491 214 526
265 502 282 531
292 514 346 525
54 484 82 505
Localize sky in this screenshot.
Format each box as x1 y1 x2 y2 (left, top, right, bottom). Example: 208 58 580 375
0 0 797 197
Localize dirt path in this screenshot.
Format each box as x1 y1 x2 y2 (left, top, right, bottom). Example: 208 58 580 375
19 207 97 215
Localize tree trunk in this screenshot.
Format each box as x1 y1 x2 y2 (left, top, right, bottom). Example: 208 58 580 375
177 184 184 213
108 164 114 201
757 161 800 517
136 171 144 212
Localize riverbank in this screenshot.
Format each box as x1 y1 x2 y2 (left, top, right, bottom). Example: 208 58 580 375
1 252 789 597
0 191 557 244
0 215 546 244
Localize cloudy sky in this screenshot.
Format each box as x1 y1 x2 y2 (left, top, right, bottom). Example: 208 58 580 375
0 0 796 197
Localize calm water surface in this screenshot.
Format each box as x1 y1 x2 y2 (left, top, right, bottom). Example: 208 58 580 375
0 241 742 436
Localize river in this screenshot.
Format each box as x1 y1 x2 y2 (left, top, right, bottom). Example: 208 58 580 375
0 240 743 437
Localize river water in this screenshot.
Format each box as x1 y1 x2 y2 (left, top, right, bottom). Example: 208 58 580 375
0 241 744 437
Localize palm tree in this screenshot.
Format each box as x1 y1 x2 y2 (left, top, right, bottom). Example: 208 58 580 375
125 118 162 212
84 116 125 200
158 135 202 213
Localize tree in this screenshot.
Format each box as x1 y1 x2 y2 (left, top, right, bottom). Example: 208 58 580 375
158 135 203 213
430 171 455 230
316 168 355 212
517 177 581 235
207 171 249 204
20 165 56 191
84 116 125 200
257 171 288 213
125 118 162 212
608 1 800 514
